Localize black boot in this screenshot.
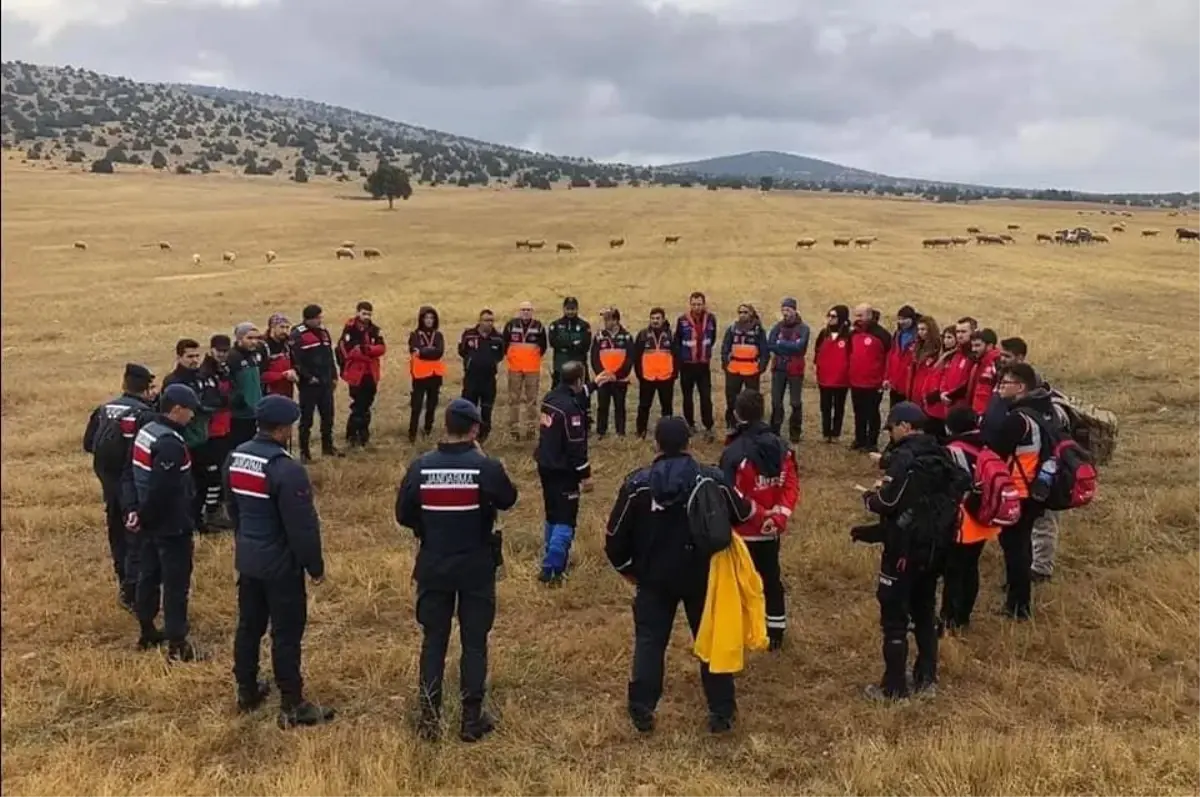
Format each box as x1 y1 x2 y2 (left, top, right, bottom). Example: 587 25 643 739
137 627 165 650
767 628 784 652
278 700 336 729
119 586 136 615
167 639 205 662
298 431 312 464
460 705 497 743
627 704 655 734
237 680 272 712
321 441 344 458
707 712 735 734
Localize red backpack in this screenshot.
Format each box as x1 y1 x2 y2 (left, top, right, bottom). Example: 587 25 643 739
949 440 1022 527
1017 409 1098 511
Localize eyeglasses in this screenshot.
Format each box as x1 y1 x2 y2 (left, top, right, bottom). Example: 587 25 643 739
999 380 1021 387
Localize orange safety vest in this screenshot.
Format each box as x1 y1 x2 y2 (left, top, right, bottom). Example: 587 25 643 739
728 341 761 376
641 330 674 381
1008 414 1042 499
958 505 1000 545
410 331 446 379
505 321 543 374
599 347 629 381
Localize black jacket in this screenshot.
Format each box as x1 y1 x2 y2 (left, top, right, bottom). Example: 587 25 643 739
225 435 324 581
718 420 788 483
535 383 591 479
605 453 753 595
131 416 196 535
458 325 506 382
396 441 519 589
290 323 338 386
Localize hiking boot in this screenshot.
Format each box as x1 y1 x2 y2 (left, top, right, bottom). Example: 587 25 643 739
278 701 336 729
167 640 206 662
913 679 939 698
237 680 272 713
863 683 908 703
321 445 345 459
136 628 165 650
460 710 497 743
707 713 735 734
767 630 784 652
628 705 655 734
118 588 136 615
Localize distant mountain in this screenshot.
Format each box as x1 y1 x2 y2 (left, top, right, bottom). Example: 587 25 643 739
663 150 916 187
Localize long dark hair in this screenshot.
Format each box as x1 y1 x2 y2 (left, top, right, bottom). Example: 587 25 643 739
815 304 850 349
913 315 941 362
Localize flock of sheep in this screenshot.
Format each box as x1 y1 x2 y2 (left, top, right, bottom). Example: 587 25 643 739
69 240 387 264
514 234 684 253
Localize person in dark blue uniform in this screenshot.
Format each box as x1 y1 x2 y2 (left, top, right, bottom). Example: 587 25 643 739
82 362 157 612
396 398 519 742
225 395 336 729
131 383 202 661
535 361 613 584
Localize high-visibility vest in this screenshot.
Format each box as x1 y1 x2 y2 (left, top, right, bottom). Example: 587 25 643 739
641 330 674 381
958 505 1000 544
599 347 629 380
728 342 761 376
410 331 446 379
505 322 543 374
1008 414 1042 499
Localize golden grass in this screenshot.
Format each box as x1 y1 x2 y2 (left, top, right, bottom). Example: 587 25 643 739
2 159 1198 796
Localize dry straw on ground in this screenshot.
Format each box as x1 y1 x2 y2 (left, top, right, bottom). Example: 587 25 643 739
2 162 1198 796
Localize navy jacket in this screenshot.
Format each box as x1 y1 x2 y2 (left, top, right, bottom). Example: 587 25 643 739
535 383 591 480
82 392 154 481
396 441 519 589
131 417 195 535
605 453 753 595
224 435 324 581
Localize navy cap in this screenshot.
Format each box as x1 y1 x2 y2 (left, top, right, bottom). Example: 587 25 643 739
654 416 691 454
124 362 154 381
446 397 483 425
255 395 301 426
885 401 926 429
161 383 200 411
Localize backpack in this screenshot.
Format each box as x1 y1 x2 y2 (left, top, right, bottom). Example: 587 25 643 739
1048 389 1119 466
686 474 734 557
948 441 1021 527
904 449 973 551
1017 408 1098 511
91 405 142 477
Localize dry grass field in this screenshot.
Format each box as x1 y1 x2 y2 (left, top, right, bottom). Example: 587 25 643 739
2 160 1198 796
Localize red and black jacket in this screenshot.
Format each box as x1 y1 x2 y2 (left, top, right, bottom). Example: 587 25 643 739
199 355 233 438
337 318 387 387
718 421 800 541
289 323 337 387
847 322 892 390
262 336 295 398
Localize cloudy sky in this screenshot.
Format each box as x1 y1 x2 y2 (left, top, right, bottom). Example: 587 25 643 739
2 0 1197 192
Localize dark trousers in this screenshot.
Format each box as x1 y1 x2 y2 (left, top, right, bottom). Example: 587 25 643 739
940 540 985 628
234 573 307 707
462 377 497 442
819 386 848 439
100 478 138 600
679 363 714 431
850 387 884 449
191 437 230 526
723 372 761 428
1000 501 1042 618
298 383 335 453
769 372 804 441
746 538 786 636
636 379 675 437
416 577 497 718
230 418 257 449
596 382 628 436
629 586 735 720
346 376 378 445
135 532 195 642
409 376 443 439
539 468 581 575
877 550 942 696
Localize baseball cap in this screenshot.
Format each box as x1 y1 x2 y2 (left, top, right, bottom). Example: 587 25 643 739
446 397 483 425
161 383 200 411
255 395 301 426
885 401 926 429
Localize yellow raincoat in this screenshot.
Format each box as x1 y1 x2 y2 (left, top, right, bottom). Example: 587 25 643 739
693 535 768 674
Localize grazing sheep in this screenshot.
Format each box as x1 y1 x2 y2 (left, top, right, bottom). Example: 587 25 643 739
73 240 87 250
265 250 277 264
663 235 681 245
341 240 356 249
335 247 355 260
950 236 970 246
1112 224 1126 232
609 237 625 249
1141 229 1160 237
516 239 530 250
1092 233 1110 243
1006 224 1021 231
222 251 237 263
1036 233 1054 243
999 233 1015 243
795 238 817 249
192 253 202 265
1121 211 1132 217
976 234 1006 245
922 237 953 249
363 247 382 259
556 241 577 253
158 241 172 251
1175 227 1199 242
854 236 876 248
832 237 851 248
966 226 981 234
527 239 546 250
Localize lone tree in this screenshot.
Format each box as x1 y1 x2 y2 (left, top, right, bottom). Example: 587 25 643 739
151 150 168 170
90 158 114 174
364 163 413 209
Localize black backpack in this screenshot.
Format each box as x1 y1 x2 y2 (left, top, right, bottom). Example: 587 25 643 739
904 449 972 551
91 405 143 477
685 473 734 557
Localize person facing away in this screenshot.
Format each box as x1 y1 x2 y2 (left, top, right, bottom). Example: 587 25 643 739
225 394 335 729
813 304 851 443
337 300 387 448
674 291 719 440
395 399 519 742
406 305 445 443
766 297 810 443
851 401 969 701
548 296 592 387
605 416 754 735
82 362 158 613
588 306 635 438
131 383 204 662
458 308 506 443
290 304 342 462
718 389 800 651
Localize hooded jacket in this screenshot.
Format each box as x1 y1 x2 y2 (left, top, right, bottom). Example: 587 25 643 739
719 421 800 540
604 453 753 595
338 316 387 387
407 306 446 381
813 307 852 389
262 335 295 398
860 432 965 558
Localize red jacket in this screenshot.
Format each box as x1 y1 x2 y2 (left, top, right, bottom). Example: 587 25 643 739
719 422 801 541
911 353 948 420
813 330 851 388
885 330 917 397
968 348 1002 415
337 318 387 387
848 323 892 390
938 348 975 410
262 336 295 398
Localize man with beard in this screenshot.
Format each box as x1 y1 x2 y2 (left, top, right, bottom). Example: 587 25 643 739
674 291 718 441
261 313 298 399
847 303 893 453
195 335 235 529
589 307 635 438
884 305 920 407
338 301 388 448
633 307 678 439
765 298 810 443
163 338 225 533
290 305 342 462
548 296 592 387
228 322 266 448
458 309 506 443
720 303 770 430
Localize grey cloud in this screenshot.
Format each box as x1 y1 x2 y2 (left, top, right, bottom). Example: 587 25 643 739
1 0 1197 192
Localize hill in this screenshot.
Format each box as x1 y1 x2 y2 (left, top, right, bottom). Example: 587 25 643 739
1 61 1196 207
